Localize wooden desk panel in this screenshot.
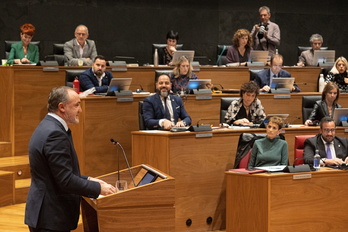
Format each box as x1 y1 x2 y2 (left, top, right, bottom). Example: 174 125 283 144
131 128 348 231
226 169 348 232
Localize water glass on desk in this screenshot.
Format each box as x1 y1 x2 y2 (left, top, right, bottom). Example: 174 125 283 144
116 180 128 192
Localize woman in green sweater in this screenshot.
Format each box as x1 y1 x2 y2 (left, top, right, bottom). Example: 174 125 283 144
248 116 288 169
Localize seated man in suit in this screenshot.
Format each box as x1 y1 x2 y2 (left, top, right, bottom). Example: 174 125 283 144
143 74 191 130
304 116 348 166
64 24 97 66
254 54 301 93
79 55 114 93
297 33 324 67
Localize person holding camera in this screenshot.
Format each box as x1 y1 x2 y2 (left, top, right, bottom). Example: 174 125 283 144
250 6 280 56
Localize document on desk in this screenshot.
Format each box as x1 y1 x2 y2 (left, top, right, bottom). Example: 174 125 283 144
255 165 287 172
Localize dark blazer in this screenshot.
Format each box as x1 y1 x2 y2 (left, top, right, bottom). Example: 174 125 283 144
64 39 97 66
307 100 341 122
7 41 39 65
303 134 348 164
254 68 301 92
142 93 191 129
25 115 100 231
79 68 114 93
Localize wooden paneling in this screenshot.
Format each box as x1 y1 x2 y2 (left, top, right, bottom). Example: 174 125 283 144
0 170 14 207
132 128 348 232
226 169 348 232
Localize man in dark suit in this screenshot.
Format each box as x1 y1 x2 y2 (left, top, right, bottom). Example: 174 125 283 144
304 116 348 166
79 55 114 93
143 74 191 130
254 54 301 93
25 86 116 232
64 24 97 66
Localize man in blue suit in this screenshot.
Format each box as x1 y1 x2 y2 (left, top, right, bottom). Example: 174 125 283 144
79 55 114 93
254 54 301 93
25 86 116 232
143 74 191 130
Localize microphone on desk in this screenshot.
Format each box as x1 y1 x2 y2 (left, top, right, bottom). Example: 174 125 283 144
136 84 144 93
283 157 311 173
188 119 217 132
212 83 224 91
110 138 136 186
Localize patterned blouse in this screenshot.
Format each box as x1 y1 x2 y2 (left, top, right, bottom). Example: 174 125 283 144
225 98 266 125
170 73 198 94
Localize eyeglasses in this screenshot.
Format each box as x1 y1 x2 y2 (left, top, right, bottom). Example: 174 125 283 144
323 128 335 132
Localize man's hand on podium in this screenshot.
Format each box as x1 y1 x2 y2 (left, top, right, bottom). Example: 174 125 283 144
89 177 117 195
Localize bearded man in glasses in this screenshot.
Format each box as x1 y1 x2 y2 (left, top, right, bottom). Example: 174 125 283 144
304 116 348 166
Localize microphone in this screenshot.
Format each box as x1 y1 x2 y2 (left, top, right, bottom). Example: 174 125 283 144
188 119 216 132
110 138 136 186
283 157 311 173
212 83 224 90
136 84 143 93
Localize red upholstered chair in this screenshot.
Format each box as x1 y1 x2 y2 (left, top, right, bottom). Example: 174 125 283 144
238 149 252 169
294 135 315 165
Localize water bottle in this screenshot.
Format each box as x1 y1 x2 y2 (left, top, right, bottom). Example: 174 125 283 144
318 74 325 92
73 77 80 93
313 149 321 171
154 48 159 67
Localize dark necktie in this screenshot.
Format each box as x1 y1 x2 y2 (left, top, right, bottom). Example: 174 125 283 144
326 143 332 159
164 97 171 120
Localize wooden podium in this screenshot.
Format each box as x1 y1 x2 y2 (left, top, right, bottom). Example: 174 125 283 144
81 164 175 232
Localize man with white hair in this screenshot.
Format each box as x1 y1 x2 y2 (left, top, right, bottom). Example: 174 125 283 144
297 33 324 66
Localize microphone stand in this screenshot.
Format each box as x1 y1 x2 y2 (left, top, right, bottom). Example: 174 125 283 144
110 138 136 186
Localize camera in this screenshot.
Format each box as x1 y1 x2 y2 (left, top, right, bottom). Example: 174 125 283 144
257 22 268 39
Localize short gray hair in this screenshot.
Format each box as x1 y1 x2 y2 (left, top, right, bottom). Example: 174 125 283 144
309 34 323 43
259 6 270 14
75 24 89 35
47 86 71 113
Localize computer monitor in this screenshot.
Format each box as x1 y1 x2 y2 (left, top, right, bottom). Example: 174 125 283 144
171 50 195 65
188 79 211 90
270 77 295 93
249 50 269 64
314 50 335 65
333 108 348 126
106 78 132 95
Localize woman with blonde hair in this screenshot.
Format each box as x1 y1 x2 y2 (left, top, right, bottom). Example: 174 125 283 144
326 56 348 91
226 28 253 65
7 23 39 65
170 56 198 94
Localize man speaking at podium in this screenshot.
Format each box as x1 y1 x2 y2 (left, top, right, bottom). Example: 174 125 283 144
143 74 191 130
25 86 116 232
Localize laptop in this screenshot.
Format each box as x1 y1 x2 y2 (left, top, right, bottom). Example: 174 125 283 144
171 50 195 64
270 77 295 93
333 108 348 126
97 78 132 96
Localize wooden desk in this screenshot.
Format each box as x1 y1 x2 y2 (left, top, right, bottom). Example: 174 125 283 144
131 128 348 231
226 168 348 232
0 65 322 158
114 66 321 92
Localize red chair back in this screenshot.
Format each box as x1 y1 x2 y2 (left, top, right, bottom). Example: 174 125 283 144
294 135 315 165
239 149 252 168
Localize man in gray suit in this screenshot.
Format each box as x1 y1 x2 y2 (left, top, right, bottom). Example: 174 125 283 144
297 33 324 66
64 25 97 66
25 86 116 232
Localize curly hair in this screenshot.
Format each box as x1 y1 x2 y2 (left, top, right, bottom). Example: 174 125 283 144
232 29 253 48
240 81 259 98
172 56 193 78
20 23 35 36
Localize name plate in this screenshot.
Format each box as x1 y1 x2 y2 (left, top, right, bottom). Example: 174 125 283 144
111 67 127 72
274 95 291 99
117 97 134 102
195 133 213 138
196 95 212 100
43 67 59 72
293 174 312 180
